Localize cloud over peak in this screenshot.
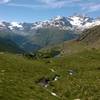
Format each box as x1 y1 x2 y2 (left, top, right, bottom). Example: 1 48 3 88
80 2 100 13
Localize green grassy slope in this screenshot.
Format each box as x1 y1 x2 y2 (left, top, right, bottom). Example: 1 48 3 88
0 49 100 100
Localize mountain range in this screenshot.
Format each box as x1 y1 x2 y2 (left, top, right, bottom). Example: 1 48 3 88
0 15 100 53
1 15 100 31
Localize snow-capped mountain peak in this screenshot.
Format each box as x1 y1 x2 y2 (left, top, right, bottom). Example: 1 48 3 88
53 16 64 20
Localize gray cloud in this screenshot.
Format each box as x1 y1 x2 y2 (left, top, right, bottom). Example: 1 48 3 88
40 0 81 8
6 3 45 8
80 2 100 13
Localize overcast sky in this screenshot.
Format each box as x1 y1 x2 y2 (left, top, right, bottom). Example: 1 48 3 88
0 0 100 22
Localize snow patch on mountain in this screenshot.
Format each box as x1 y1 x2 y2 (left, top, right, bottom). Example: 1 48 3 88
84 20 100 29
9 22 23 30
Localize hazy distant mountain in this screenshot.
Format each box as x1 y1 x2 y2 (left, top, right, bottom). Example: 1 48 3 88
0 37 23 53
